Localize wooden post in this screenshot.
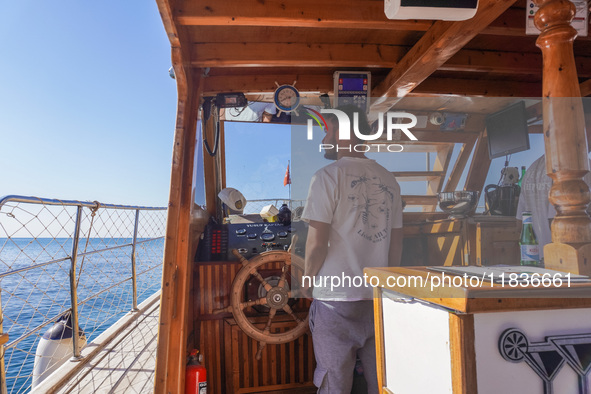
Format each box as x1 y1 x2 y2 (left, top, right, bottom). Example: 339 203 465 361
154 51 202 393
534 0 591 274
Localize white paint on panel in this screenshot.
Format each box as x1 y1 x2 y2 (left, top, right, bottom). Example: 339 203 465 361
381 294 452 393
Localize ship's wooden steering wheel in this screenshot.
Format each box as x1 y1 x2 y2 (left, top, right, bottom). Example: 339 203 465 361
216 248 309 360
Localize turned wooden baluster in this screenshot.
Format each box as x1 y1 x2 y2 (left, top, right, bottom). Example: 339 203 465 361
534 0 591 274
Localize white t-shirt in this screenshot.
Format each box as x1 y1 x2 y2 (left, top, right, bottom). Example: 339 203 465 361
516 155 591 260
301 157 403 300
516 156 554 260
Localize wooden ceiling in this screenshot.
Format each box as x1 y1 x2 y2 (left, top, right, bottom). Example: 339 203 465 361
160 0 591 99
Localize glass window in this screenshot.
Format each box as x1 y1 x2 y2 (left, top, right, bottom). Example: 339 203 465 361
193 120 206 208
224 121 291 213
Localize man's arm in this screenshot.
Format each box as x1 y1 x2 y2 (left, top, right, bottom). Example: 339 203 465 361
388 228 403 267
304 220 330 277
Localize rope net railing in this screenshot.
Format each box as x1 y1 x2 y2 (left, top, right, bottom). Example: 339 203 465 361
0 196 166 394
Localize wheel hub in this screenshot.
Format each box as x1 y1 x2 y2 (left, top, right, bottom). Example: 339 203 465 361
266 286 289 309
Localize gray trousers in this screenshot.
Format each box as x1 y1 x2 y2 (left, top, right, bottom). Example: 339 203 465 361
309 300 378 394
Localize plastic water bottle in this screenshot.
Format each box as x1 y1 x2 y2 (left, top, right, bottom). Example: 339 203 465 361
520 211 540 267
518 166 526 187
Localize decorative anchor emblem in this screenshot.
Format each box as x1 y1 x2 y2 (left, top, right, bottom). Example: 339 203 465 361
499 328 591 394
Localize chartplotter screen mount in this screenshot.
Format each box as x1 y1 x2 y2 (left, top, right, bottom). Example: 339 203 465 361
333 71 371 113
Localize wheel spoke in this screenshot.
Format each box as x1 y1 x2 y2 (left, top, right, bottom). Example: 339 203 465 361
282 304 303 323
239 298 267 310
288 234 299 253
212 305 233 314
255 341 267 361
262 308 277 334
276 260 290 289
249 267 273 291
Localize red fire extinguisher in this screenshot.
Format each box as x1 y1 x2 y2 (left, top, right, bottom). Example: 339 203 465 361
185 349 207 394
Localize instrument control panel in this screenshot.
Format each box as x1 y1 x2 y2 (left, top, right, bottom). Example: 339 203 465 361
196 221 306 262
333 71 371 113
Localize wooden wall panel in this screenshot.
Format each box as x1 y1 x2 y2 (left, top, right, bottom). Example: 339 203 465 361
224 320 315 393
194 261 315 394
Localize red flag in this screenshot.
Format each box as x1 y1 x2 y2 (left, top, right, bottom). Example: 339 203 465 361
283 164 291 186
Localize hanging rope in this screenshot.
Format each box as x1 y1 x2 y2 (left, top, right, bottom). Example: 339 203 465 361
76 201 100 288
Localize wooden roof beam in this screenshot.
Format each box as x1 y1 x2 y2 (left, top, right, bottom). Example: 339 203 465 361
156 0 194 81
192 41 591 77
202 74 542 97
415 78 541 97
443 51 591 77
191 43 404 68
371 0 518 102
176 0 431 30
203 74 330 94
442 50 543 75
176 0 583 39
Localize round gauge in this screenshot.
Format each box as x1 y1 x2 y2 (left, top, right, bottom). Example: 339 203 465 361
274 84 300 113
260 233 276 242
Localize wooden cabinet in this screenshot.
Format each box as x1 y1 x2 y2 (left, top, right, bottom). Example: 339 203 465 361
402 219 465 266
366 267 591 394
470 216 520 266
402 215 520 267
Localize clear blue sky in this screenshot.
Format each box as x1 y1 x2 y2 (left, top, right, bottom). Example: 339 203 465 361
0 2 177 207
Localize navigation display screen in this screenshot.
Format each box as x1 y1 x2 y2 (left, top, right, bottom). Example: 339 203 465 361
342 77 364 91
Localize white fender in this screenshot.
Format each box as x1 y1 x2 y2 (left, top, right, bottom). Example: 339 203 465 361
31 314 86 389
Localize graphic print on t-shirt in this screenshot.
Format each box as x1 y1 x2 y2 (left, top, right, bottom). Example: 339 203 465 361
347 173 394 244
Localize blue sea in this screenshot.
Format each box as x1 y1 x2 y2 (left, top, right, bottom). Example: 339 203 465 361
0 237 164 394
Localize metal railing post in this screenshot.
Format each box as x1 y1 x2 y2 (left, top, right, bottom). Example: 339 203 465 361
0 292 7 394
131 209 140 312
69 206 83 360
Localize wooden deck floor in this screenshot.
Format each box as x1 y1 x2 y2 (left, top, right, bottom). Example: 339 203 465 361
34 292 160 394
57 301 159 393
